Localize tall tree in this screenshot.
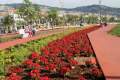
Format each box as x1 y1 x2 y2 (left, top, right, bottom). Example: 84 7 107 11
48 8 58 29
2 15 14 33
66 14 79 25
101 16 107 23
17 0 39 24
109 17 115 22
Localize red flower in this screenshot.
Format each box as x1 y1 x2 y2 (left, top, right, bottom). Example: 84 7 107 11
9 67 23 73
48 64 56 71
29 69 40 78
31 63 40 69
43 66 49 71
31 52 39 59
40 76 50 80
23 59 33 65
60 67 70 75
65 52 73 58
70 59 78 65
39 56 48 64
7 26 101 79
79 75 86 80
7 73 22 80
42 48 49 55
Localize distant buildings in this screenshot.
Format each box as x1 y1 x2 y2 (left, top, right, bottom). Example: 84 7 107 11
0 4 119 34
0 5 9 34
0 5 24 34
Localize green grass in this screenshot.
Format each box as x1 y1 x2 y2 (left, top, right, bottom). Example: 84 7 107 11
0 35 21 43
109 24 120 37
0 28 81 76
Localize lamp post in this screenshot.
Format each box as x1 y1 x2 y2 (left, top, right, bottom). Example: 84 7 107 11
99 0 102 25
59 0 65 33
59 0 64 26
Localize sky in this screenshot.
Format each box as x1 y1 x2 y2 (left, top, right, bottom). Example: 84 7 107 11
0 0 120 8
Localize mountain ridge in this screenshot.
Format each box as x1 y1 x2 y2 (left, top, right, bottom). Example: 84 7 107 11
0 3 120 16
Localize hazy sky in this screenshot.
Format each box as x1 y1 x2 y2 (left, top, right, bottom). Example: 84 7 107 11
0 0 120 8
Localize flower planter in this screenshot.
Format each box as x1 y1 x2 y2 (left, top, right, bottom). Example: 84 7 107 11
6 25 105 80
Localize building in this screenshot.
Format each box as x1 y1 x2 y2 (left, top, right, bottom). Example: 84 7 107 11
0 5 9 34
0 5 25 34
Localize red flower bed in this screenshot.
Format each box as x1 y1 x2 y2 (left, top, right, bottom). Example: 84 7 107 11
6 26 105 80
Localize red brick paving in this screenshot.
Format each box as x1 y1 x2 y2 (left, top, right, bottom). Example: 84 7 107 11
88 24 120 80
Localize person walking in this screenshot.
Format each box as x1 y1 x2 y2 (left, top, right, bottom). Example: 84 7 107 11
18 27 25 38
32 27 37 36
28 25 33 37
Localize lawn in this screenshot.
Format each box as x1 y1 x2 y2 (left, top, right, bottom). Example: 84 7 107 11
0 27 81 77
109 24 120 37
0 35 21 43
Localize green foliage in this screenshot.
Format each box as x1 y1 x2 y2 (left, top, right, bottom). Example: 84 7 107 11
0 28 80 76
48 8 58 20
66 14 80 25
2 15 14 27
47 8 59 27
0 35 21 43
16 20 26 28
0 51 5 75
17 0 39 23
84 16 98 24
0 38 5 43
109 24 120 36
2 15 14 33
109 17 115 22
101 16 107 22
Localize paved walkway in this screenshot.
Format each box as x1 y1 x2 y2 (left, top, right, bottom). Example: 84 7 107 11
0 28 66 50
0 24 95 50
88 24 120 80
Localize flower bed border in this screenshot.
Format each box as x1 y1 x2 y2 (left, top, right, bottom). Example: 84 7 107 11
6 25 105 80
86 31 106 80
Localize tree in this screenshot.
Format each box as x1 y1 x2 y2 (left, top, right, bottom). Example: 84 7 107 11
48 8 58 29
66 14 79 25
2 15 14 33
109 17 115 22
89 16 98 24
17 0 39 24
101 16 107 23
66 14 73 25
16 20 26 28
83 15 98 24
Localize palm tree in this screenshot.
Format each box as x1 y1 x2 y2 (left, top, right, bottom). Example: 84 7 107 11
2 15 14 33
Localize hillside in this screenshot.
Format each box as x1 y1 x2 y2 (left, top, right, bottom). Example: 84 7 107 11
0 4 120 16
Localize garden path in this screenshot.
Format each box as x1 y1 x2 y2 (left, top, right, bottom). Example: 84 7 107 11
88 24 120 80
0 28 66 50
0 25 94 50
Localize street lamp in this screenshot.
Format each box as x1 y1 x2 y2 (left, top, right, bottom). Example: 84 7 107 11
99 0 102 25
59 0 66 33
59 0 65 23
